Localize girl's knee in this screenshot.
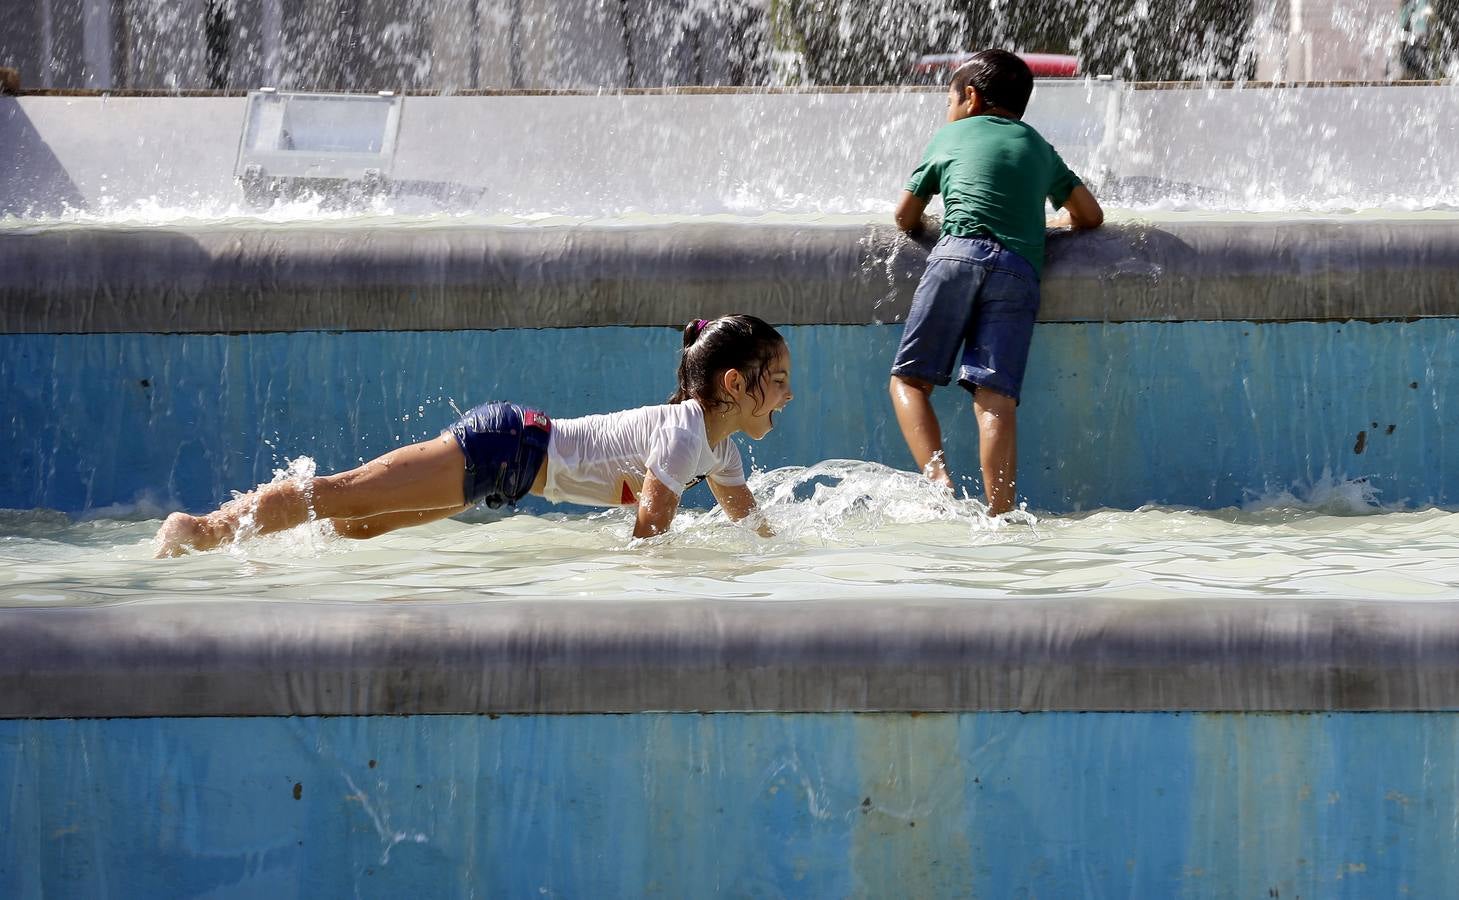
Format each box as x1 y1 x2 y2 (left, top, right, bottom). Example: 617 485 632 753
311 475 370 519
328 517 372 539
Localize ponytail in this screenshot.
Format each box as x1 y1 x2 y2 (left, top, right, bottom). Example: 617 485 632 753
669 314 784 411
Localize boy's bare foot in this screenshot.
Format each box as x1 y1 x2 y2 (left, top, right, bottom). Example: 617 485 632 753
153 512 224 558
923 452 954 491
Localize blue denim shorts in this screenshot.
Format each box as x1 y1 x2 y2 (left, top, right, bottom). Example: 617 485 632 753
445 402 552 508
890 234 1041 402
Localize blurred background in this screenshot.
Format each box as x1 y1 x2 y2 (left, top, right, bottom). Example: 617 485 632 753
1 0 1453 93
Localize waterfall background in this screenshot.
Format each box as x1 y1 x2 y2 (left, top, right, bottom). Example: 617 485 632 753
3 0 1456 93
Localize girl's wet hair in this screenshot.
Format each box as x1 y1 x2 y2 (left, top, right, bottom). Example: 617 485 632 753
669 314 785 413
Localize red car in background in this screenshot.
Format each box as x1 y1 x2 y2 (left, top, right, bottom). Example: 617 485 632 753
910 51 1081 80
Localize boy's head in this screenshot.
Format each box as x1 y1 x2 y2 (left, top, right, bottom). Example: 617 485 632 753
948 49 1033 121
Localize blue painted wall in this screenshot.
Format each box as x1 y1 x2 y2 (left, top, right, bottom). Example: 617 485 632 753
2 712 1456 898
3 321 1455 514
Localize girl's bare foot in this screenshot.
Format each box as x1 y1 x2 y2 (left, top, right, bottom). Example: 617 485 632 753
153 512 226 558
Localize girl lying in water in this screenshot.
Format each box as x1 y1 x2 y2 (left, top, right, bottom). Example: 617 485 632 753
154 314 792 556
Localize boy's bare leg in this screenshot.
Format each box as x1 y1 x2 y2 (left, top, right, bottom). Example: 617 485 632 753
155 436 467 556
330 503 470 539
973 388 1018 515
889 375 953 489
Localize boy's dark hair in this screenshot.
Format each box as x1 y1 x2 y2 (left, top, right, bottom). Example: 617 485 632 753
950 49 1034 118
669 314 785 413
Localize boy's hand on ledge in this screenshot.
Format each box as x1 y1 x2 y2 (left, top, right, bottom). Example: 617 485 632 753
1057 185 1104 230
894 190 930 235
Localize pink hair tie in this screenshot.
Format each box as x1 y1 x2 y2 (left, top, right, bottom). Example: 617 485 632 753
693 318 708 330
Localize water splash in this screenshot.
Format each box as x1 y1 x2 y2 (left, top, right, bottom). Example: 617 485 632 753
1240 468 1388 516
746 459 1038 543
218 454 324 561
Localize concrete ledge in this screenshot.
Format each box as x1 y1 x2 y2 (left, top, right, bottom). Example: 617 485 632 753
3 219 1457 333
5 597 1459 716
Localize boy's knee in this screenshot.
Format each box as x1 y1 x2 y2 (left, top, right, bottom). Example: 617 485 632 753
974 388 1017 417
890 374 935 396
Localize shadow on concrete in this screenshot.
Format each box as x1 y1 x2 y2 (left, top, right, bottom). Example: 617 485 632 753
0 98 87 216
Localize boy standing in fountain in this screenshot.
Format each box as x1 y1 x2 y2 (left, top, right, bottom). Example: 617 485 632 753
889 49 1103 515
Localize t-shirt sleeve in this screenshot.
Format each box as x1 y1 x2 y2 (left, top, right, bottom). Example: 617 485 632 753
645 426 704 497
1046 145 1083 210
904 141 943 198
707 439 747 487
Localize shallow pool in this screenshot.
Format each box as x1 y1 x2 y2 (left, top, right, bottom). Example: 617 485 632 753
5 461 1456 607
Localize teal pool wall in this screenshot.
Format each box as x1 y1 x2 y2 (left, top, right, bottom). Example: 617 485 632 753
4 712 1458 898
3 320 1454 514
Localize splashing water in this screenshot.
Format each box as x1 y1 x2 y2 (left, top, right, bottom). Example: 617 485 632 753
214 455 322 563
3 460 1457 607
27 0 1455 92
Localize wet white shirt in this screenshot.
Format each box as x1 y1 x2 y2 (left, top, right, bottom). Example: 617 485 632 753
544 399 746 507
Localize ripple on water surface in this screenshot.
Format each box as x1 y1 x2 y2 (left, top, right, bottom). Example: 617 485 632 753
1 461 1457 607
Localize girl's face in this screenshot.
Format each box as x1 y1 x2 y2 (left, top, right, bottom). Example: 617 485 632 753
732 343 793 440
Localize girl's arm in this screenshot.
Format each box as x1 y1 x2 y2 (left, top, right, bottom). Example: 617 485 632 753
633 472 682 539
709 480 773 538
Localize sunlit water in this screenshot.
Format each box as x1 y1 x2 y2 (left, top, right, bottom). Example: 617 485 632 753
3 460 1456 608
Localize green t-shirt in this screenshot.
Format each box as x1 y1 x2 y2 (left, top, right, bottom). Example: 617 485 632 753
905 115 1082 277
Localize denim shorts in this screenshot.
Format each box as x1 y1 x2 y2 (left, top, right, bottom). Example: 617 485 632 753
445 402 552 508
890 233 1041 402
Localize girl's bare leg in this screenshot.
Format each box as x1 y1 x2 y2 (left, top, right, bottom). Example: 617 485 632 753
330 503 470 539
155 436 467 556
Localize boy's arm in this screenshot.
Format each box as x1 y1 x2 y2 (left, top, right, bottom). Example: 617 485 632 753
1047 185 1104 230
894 191 930 235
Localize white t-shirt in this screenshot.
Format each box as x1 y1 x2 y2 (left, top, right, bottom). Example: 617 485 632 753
543 399 746 507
